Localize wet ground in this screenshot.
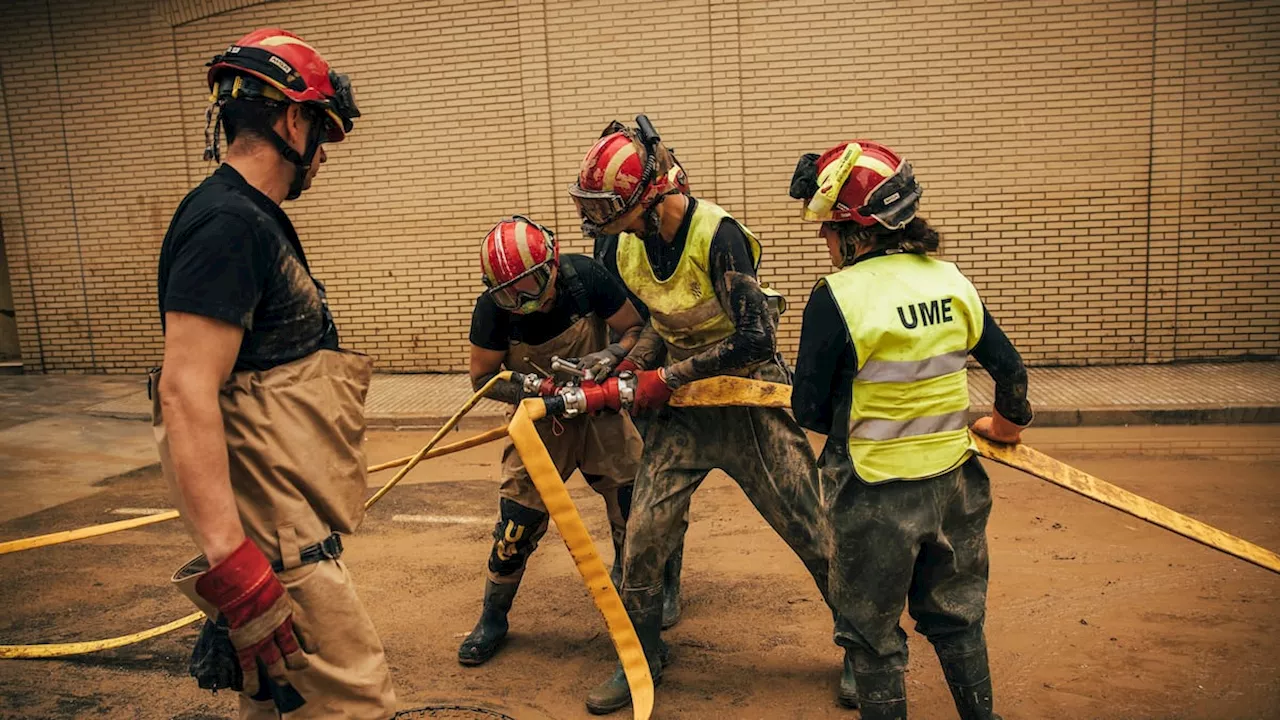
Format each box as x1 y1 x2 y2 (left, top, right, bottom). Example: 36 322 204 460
0 424 1278 719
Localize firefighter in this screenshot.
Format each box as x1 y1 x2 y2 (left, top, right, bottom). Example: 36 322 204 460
788 140 1033 720
156 28 395 718
459 215 681 665
589 159 690 632
569 117 836 714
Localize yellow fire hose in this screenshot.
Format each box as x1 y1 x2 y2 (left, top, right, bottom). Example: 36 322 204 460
0 426 511 558
0 510 183 557
669 376 1280 575
0 375 516 659
973 437 1280 575
508 399 654 720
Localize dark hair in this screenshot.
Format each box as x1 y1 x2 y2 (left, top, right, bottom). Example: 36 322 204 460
220 97 290 146
835 217 941 264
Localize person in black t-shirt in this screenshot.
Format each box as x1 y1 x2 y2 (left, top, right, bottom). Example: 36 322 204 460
589 158 690 632
154 29 395 716
590 157 687 329
571 118 837 716
457 216 683 666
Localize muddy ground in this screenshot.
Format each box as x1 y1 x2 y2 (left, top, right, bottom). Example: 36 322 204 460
0 425 1277 719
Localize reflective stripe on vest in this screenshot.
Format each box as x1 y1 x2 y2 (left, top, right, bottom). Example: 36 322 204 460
617 199 761 352
823 253 984 483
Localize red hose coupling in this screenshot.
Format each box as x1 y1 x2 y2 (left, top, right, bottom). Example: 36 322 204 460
576 378 623 414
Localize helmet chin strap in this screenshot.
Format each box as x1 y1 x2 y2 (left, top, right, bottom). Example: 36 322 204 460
264 115 324 201
638 189 678 243
640 206 663 243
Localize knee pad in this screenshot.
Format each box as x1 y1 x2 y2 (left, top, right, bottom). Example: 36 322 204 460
488 498 549 577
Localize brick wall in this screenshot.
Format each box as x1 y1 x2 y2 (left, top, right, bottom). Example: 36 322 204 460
1 0 1276 373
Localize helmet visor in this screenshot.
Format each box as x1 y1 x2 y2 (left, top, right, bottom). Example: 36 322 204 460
328 70 360 128
487 262 555 313
568 185 631 228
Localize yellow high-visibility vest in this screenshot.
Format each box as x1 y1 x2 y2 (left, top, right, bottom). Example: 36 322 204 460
617 200 761 354
822 252 984 483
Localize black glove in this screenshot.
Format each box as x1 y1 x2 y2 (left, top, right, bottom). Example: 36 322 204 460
189 617 241 693
189 617 306 711
575 343 628 382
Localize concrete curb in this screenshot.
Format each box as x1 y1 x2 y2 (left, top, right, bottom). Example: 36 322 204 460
370 404 1280 431
88 405 1280 431
72 362 1280 431
966 405 1280 428
366 414 507 431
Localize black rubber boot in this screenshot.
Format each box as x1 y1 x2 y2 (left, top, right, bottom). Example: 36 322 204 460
661 545 683 629
849 668 906 720
585 587 666 715
838 652 859 709
457 579 519 666
936 639 1001 720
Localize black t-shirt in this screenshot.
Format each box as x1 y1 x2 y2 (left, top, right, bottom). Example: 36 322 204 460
157 164 338 372
469 254 629 351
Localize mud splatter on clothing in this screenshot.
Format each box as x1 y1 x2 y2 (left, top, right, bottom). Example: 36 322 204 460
157 164 336 372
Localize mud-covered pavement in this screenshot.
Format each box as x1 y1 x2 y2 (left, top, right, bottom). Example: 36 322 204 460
1 424 1278 719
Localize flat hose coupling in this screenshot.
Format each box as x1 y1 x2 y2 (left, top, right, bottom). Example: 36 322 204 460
515 372 558 398
553 373 638 418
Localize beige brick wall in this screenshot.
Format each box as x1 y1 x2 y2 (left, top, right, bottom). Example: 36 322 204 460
1 0 1276 373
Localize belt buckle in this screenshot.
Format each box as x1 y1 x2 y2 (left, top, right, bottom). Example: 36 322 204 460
319 533 343 561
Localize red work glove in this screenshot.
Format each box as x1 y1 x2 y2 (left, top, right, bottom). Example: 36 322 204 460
613 358 640 376
631 368 675 412
195 538 313 696
971 409 1026 444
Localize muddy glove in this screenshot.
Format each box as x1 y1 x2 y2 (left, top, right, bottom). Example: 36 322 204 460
195 538 314 697
576 343 628 382
971 408 1026 444
630 368 677 412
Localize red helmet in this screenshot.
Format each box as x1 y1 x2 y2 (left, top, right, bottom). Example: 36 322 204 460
569 116 679 234
790 141 921 229
481 216 559 314
207 28 359 143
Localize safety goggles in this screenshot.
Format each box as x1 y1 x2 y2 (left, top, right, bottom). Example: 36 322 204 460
568 185 633 229
857 161 921 230
327 70 360 132
484 262 555 313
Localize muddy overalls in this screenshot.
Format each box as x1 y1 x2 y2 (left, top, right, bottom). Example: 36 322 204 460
610 199 836 684
487 303 643 589
817 252 999 720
